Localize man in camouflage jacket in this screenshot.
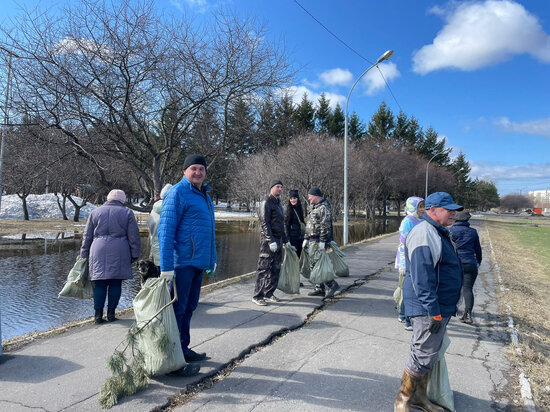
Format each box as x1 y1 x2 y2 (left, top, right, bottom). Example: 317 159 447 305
303 186 339 298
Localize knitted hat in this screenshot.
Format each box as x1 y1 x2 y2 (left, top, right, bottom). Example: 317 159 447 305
454 210 471 221
289 189 299 198
308 186 323 197
270 179 283 189
107 189 126 203
183 154 207 170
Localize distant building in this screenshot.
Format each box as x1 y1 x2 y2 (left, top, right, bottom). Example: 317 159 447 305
528 190 550 215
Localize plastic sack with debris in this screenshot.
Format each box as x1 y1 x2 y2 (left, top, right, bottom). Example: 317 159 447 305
328 241 349 277
132 278 186 376
427 332 455 412
277 245 300 294
59 256 94 299
309 245 335 284
299 247 311 279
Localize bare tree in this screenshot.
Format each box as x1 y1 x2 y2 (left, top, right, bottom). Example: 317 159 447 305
1 0 293 203
500 194 533 213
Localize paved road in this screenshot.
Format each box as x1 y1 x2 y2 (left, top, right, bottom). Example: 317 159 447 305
0 231 512 411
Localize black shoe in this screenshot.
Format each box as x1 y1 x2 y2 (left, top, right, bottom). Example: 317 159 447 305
265 295 281 303
308 288 325 297
464 312 473 324
94 309 104 324
324 281 339 299
184 349 207 362
169 363 200 377
107 308 117 322
299 282 304 287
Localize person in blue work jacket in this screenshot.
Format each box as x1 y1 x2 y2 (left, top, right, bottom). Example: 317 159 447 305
158 154 217 374
449 210 482 324
394 192 463 412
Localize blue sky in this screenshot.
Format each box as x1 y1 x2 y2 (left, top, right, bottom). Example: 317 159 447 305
2 0 550 196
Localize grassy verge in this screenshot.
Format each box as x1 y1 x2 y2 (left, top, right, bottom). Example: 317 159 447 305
485 218 550 410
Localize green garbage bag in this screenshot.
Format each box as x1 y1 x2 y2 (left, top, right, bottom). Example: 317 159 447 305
277 245 300 294
393 270 406 309
309 246 335 284
328 241 349 277
59 256 93 299
427 332 455 412
299 247 311 279
132 278 186 376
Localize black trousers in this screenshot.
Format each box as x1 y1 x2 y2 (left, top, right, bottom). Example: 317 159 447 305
462 263 478 312
254 236 283 299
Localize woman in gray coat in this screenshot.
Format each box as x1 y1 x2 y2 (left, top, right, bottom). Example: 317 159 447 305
80 189 141 324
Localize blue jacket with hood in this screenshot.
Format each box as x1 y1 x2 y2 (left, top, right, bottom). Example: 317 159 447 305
158 176 217 272
449 221 482 265
402 213 462 318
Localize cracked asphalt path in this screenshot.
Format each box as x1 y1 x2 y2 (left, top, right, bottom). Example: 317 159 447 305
0 230 512 411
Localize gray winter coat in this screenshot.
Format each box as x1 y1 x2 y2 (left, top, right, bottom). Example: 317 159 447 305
147 200 162 265
80 200 141 281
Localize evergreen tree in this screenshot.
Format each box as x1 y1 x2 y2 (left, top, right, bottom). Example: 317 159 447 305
366 101 395 141
256 97 278 151
315 93 331 133
274 92 297 146
418 127 450 166
392 111 422 147
348 112 366 141
227 97 256 155
328 103 345 137
471 179 500 211
450 152 474 207
294 93 315 132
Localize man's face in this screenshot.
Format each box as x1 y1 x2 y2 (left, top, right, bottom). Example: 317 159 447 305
270 184 283 197
184 164 206 188
308 194 321 204
428 206 456 227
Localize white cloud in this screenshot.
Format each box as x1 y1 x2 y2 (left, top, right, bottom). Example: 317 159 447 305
319 68 353 86
471 160 550 181
413 0 550 74
361 62 400 95
277 86 345 109
496 117 550 137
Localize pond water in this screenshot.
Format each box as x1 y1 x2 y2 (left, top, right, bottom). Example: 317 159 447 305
0 218 399 340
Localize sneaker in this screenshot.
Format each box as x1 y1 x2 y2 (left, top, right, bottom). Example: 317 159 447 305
404 324 413 331
398 316 406 323
184 349 207 362
169 363 200 377
308 288 325 297
464 312 473 324
324 281 339 299
265 295 281 303
252 297 267 306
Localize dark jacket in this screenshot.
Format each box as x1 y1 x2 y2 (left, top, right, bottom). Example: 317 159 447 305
305 198 333 243
158 176 217 272
449 221 482 265
286 205 305 242
80 200 141 281
259 194 287 243
403 214 462 318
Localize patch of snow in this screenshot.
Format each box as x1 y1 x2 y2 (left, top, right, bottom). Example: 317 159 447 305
0 194 96 220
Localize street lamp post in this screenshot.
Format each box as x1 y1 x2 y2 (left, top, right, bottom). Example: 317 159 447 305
343 49 393 245
424 150 449 200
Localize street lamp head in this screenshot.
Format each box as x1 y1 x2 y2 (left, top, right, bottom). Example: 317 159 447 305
376 49 394 64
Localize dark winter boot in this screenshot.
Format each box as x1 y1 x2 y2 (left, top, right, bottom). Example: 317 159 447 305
107 307 117 322
394 369 416 412
410 373 445 412
94 309 104 324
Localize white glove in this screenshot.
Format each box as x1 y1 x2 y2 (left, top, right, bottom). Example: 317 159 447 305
302 239 308 248
161 270 174 281
398 268 406 276
285 242 292 248
269 242 278 252
206 263 217 276
319 242 325 250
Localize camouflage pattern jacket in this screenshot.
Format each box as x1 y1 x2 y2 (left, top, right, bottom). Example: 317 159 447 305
305 198 333 243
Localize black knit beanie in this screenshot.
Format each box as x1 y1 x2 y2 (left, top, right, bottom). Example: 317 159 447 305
270 179 283 189
183 154 207 170
308 186 323 197
289 189 299 198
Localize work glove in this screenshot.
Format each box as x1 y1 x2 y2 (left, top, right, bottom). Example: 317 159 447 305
302 239 309 249
428 315 442 334
285 242 292 248
318 242 325 250
205 263 217 276
398 268 406 276
269 242 278 252
131 257 138 263
160 270 174 281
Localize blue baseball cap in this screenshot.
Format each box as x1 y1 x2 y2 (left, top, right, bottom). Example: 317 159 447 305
425 192 463 210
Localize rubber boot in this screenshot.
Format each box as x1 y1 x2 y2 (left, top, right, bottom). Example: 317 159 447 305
410 373 445 412
107 307 117 322
94 309 104 324
394 369 415 412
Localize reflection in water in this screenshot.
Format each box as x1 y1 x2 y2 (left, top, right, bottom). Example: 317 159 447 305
0 218 398 340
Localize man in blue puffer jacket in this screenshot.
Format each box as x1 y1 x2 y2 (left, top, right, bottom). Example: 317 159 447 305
158 154 217 367
394 192 463 412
